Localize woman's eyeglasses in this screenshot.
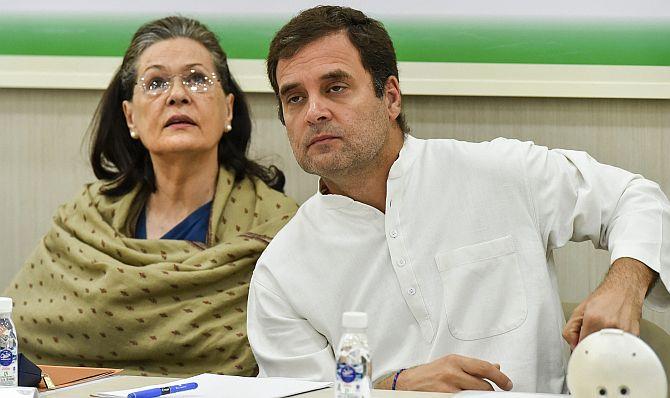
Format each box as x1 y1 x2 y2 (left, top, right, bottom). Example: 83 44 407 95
137 67 220 96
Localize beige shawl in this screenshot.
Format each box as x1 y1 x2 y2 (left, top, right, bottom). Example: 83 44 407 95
5 167 297 377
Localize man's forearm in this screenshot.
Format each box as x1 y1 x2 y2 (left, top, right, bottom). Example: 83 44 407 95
563 256 659 347
606 257 658 300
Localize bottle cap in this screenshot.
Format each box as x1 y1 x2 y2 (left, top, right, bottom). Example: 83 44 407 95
0 297 13 313
342 312 367 329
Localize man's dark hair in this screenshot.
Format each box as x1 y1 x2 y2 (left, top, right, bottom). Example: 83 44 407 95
267 5 409 133
90 16 285 196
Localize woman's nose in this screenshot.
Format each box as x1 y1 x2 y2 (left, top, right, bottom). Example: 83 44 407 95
166 77 191 105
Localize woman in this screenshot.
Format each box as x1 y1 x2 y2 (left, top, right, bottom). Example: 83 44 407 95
5 16 297 377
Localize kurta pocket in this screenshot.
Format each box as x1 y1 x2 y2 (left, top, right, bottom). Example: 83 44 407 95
435 235 527 340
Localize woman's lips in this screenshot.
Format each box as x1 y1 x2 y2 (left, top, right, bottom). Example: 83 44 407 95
165 115 196 128
165 122 196 129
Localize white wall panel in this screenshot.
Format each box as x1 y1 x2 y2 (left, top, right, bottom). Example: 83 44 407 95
1 88 668 332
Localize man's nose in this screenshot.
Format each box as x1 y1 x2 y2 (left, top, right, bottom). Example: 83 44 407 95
304 95 332 125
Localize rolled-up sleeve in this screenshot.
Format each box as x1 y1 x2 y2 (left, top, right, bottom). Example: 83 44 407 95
515 140 670 309
247 265 335 380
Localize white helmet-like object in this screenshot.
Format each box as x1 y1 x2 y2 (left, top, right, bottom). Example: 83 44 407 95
567 328 667 398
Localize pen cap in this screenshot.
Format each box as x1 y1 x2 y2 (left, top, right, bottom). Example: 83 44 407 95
342 312 367 329
0 297 13 313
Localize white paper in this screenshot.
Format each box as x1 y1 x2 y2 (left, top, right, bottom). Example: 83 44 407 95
0 387 38 398
454 392 568 398
91 373 332 398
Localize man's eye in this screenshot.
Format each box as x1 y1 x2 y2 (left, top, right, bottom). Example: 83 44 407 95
328 85 346 93
287 95 303 104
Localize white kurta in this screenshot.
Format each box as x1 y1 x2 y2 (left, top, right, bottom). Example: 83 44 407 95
247 136 670 393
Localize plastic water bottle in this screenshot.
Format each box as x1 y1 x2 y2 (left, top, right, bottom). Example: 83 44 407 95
0 297 18 388
335 312 371 398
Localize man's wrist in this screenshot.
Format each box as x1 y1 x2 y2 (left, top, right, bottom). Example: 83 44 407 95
374 366 415 390
391 368 406 390
373 370 398 389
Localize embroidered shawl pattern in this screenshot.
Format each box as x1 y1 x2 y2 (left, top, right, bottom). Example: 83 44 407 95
5 168 297 377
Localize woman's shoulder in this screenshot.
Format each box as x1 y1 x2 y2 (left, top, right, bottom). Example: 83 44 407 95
249 175 299 212
53 179 138 223
53 181 104 214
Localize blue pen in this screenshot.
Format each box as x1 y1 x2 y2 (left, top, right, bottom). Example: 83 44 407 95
127 382 198 398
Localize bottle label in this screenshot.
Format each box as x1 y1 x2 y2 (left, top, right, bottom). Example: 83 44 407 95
0 350 13 366
337 364 357 383
337 363 367 383
336 362 370 398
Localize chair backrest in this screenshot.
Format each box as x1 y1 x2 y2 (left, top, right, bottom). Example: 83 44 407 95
563 302 670 398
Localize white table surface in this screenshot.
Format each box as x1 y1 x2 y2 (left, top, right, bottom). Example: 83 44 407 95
40 375 452 398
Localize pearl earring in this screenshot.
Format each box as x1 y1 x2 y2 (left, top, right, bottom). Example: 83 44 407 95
129 130 139 139
226 124 232 132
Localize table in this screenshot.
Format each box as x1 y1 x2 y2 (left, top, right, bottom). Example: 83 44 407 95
41 375 452 397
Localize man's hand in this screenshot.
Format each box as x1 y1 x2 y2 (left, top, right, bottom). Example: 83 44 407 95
563 257 658 350
375 354 513 392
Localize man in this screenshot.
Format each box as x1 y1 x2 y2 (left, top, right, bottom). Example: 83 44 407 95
247 5 670 393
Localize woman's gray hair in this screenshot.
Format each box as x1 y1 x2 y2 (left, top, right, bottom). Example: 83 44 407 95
89 15 286 196
119 16 232 100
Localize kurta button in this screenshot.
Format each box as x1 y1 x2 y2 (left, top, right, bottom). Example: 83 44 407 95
408 287 416 295
390 230 398 238
397 258 406 267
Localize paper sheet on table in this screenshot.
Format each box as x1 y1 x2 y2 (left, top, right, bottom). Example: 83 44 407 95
90 373 332 398
454 392 568 398
0 387 38 398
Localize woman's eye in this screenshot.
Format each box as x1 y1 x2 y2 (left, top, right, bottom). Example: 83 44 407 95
185 72 208 86
148 77 168 91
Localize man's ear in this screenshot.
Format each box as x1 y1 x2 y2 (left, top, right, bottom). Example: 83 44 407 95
383 76 402 122
122 100 135 133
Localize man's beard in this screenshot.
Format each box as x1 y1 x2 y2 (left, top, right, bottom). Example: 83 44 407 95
296 109 390 178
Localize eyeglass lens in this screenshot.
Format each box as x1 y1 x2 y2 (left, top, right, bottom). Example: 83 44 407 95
140 67 217 95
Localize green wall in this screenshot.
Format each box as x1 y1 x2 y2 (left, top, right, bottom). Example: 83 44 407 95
2 15 669 66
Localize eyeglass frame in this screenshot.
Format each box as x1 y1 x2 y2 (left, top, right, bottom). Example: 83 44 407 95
135 67 222 97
